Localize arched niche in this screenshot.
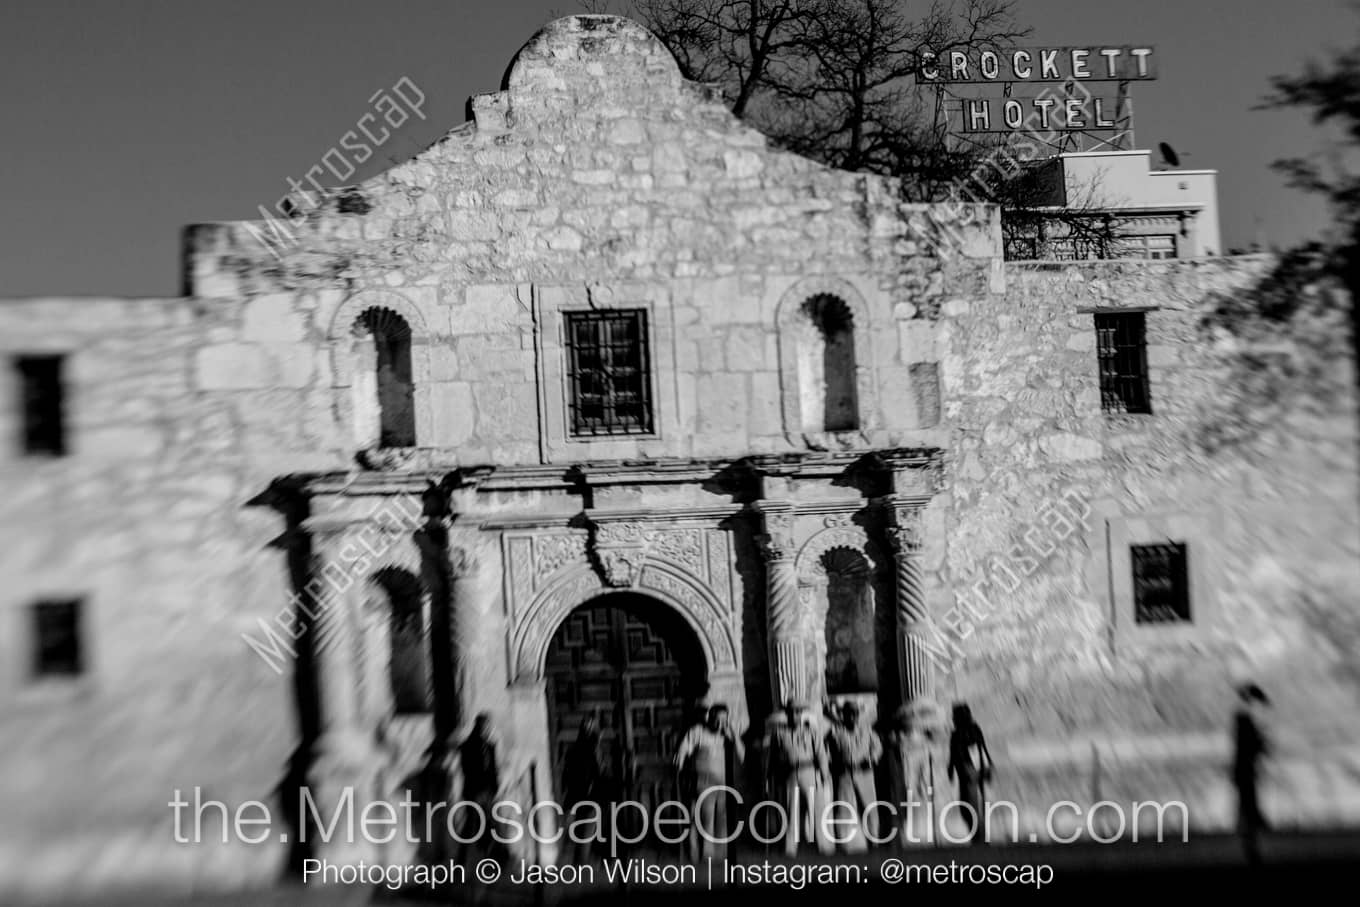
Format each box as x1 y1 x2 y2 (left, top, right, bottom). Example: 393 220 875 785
775 276 878 441
327 291 433 451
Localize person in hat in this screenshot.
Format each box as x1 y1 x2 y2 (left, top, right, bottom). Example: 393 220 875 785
763 700 832 857
886 703 939 847
1233 683 1271 866
826 701 883 852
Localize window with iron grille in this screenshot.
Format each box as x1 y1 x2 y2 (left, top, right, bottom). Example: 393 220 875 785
15 355 66 456
31 599 84 678
564 310 653 437
1095 312 1151 414
1132 543 1190 623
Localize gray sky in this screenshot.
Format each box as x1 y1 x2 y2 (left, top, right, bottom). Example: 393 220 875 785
1 0 1354 297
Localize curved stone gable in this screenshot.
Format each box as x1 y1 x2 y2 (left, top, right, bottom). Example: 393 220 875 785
504 15 686 103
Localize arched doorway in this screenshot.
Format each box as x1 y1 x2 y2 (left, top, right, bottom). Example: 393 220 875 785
543 592 707 827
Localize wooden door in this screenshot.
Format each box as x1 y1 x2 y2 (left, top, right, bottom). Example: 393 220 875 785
545 598 697 839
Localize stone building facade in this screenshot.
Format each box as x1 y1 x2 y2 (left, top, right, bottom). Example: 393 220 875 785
0 14 1357 900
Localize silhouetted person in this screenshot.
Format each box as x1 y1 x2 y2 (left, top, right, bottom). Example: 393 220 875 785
946 703 993 845
674 703 744 862
406 739 457 868
455 713 507 868
1234 683 1271 866
562 716 604 865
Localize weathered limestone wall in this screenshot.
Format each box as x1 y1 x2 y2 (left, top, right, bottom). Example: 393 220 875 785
183 15 996 466
4 12 1356 899
0 296 353 898
937 258 1360 835
0 17 997 898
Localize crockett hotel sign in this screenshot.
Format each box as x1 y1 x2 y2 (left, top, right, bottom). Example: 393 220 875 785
916 45 1158 132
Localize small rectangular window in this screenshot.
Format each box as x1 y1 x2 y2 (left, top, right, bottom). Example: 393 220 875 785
564 310 653 437
1095 312 1151 414
1121 234 1178 260
31 599 84 677
15 355 67 455
1132 544 1190 624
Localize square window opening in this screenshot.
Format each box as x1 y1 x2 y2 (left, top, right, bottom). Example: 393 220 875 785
1095 312 1151 414
1132 543 1190 624
31 599 84 678
15 355 67 456
564 310 654 438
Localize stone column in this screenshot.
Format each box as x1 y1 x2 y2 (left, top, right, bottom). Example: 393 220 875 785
800 572 830 708
416 514 492 746
886 499 933 706
415 516 457 747
304 530 381 864
447 537 488 737
352 551 397 733
757 502 805 708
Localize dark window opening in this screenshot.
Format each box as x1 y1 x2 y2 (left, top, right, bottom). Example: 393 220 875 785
357 308 416 448
565 309 653 437
1095 312 1151 414
802 295 859 432
31 599 83 677
1132 543 1190 624
376 568 430 715
15 355 66 456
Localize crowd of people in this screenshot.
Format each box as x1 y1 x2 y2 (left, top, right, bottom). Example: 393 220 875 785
668 698 996 858
405 681 1272 870
555 697 998 861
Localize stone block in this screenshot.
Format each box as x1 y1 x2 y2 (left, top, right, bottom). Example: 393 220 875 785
195 344 271 390
453 285 528 335
240 294 308 342
1039 432 1104 462
898 320 937 362
570 170 614 186
1146 344 1178 367
471 380 537 442
80 425 164 460
724 326 769 371
429 382 476 446
544 226 583 251
267 344 315 388
609 119 646 144
696 372 748 435
748 371 782 436
652 144 686 173
910 362 941 428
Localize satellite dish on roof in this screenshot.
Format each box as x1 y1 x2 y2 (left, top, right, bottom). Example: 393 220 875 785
1159 142 1181 168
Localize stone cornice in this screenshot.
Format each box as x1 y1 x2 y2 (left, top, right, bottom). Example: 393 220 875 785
272 446 945 505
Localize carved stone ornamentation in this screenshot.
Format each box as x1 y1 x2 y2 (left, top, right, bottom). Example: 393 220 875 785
448 545 482 579
757 507 797 563
886 503 925 556
594 521 646 544
589 518 651 588
598 547 646 587
357 446 420 472
644 528 704 575
534 533 589 583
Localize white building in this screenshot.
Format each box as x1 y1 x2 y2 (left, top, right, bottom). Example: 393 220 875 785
1006 148 1221 260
